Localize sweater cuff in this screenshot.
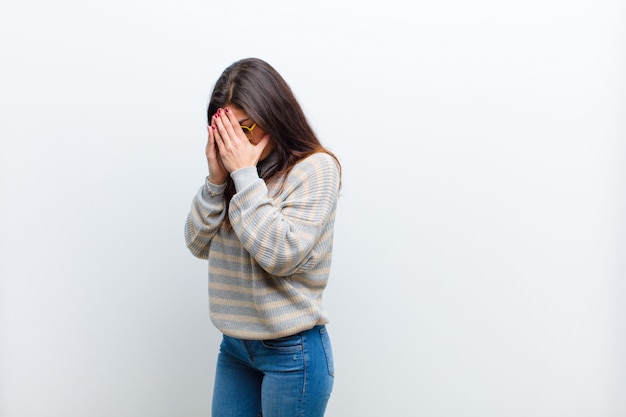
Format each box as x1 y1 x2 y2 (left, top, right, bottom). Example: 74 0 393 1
205 176 227 197
230 166 260 192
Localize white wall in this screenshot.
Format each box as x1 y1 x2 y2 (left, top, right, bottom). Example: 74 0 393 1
1 1 624 416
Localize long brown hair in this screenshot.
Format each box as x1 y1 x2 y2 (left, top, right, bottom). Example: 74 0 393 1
207 57 341 230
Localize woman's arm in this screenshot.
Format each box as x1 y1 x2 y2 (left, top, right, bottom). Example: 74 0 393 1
229 152 340 276
184 179 227 259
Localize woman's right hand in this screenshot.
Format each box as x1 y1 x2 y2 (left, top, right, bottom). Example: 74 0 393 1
206 124 227 185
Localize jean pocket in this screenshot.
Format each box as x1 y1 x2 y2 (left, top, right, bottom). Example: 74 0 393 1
261 334 303 352
319 327 335 377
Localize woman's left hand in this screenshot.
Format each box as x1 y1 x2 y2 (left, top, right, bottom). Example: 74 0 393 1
212 107 270 173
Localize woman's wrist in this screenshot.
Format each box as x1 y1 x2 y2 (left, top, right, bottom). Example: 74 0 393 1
207 175 227 186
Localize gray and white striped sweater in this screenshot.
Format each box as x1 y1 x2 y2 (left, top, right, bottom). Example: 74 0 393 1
185 152 340 340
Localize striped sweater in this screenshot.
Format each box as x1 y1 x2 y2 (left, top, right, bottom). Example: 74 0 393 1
184 152 340 340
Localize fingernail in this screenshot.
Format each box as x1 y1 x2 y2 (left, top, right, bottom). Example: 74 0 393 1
225 107 230 112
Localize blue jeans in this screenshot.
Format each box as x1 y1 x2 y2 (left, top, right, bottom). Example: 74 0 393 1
212 325 334 417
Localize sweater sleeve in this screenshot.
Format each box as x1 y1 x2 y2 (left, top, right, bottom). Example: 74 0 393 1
184 179 227 259
229 153 340 276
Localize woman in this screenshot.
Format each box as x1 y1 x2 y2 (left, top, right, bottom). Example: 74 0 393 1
184 57 341 417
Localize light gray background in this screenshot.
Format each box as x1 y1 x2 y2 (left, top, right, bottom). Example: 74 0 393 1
1 1 624 416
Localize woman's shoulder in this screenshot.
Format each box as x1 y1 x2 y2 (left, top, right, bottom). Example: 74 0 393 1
284 152 340 194
296 151 340 174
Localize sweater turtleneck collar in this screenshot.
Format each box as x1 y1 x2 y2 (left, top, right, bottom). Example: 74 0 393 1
257 150 280 178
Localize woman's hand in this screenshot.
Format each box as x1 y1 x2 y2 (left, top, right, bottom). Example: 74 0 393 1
212 107 270 173
206 122 228 185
